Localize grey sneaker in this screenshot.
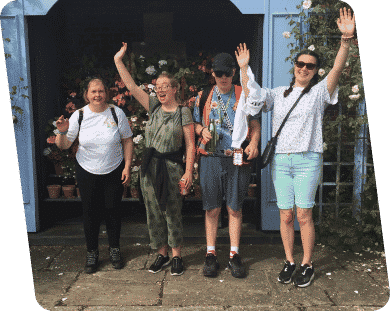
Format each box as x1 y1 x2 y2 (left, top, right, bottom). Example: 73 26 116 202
109 247 124 269
85 249 99 274
148 254 170 273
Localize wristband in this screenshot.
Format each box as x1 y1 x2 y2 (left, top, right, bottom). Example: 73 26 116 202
59 130 68 135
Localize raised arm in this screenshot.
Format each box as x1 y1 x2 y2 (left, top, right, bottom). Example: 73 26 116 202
235 43 250 100
114 42 150 111
327 8 356 97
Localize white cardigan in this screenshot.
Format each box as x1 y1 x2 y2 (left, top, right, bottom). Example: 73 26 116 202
231 66 266 148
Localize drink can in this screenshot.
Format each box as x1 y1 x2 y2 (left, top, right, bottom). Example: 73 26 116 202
179 179 189 196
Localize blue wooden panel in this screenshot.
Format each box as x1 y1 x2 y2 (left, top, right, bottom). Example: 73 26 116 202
1 13 38 232
231 0 266 14
1 0 58 16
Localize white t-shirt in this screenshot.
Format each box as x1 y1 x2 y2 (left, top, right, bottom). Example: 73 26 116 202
261 75 338 153
67 105 133 174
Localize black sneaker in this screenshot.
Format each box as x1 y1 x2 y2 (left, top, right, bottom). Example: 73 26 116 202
109 247 124 269
277 261 296 284
203 253 220 277
170 256 184 276
148 254 170 273
293 264 315 287
85 249 99 274
228 254 246 278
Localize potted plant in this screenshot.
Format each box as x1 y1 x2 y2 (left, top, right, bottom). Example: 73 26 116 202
129 166 141 198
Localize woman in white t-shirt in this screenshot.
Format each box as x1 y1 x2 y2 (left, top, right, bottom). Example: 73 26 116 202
55 78 134 274
235 8 355 287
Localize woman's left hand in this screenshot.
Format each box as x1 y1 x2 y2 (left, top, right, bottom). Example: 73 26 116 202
122 167 131 185
180 172 193 190
337 7 355 37
235 43 250 69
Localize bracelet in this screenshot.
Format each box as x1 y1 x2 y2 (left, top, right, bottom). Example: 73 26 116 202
200 127 206 137
341 35 354 42
59 130 68 135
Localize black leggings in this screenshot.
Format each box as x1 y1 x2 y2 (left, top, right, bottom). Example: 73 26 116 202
75 160 124 251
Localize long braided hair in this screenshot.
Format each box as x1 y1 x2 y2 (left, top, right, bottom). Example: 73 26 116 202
283 50 321 98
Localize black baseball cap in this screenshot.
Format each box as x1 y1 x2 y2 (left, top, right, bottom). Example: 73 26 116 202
212 53 235 76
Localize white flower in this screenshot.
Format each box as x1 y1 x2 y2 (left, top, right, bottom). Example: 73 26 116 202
308 45 315 51
145 66 156 75
150 92 156 97
282 31 291 39
323 142 327 151
43 147 52 156
345 61 349 67
158 60 168 68
352 85 359 93
142 121 147 125
139 84 146 90
148 84 155 90
139 55 145 60
53 121 57 127
54 129 60 135
302 0 312 9
318 69 325 76
131 116 137 122
131 166 140 172
133 134 143 144
349 94 361 100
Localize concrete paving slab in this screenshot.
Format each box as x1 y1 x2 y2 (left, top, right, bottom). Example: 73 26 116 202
227 307 300 311
52 307 84 311
82 307 225 311
162 270 273 307
305 307 382 311
29 246 64 271
63 270 165 307
33 270 79 310
314 269 389 307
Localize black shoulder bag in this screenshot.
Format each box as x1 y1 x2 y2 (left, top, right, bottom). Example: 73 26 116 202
259 92 305 169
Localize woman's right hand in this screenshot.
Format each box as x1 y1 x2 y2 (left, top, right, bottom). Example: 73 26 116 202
114 42 127 62
56 115 69 133
235 43 250 69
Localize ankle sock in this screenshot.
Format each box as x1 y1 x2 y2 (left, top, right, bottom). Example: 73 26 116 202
207 246 216 256
230 246 239 258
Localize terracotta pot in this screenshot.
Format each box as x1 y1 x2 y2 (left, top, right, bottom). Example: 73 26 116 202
47 185 61 199
193 185 201 198
130 187 139 198
62 185 76 199
248 184 257 197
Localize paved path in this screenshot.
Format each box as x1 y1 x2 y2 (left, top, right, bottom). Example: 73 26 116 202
30 243 389 310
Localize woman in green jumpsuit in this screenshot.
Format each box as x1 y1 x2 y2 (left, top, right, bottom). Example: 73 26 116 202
114 42 195 276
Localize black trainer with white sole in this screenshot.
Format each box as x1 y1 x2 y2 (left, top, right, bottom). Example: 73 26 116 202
148 254 170 273
293 264 315 287
277 260 296 284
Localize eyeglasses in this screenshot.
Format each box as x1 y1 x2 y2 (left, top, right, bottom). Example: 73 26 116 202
214 71 233 78
295 61 317 70
155 85 171 92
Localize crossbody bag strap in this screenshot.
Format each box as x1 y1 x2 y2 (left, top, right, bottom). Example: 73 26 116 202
274 92 305 138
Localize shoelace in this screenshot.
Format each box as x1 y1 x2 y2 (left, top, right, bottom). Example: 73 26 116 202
153 255 165 266
86 252 98 265
110 248 121 261
172 257 181 268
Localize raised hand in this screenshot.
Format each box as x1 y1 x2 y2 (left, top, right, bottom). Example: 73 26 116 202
337 7 355 37
56 115 69 133
235 43 250 69
114 42 128 62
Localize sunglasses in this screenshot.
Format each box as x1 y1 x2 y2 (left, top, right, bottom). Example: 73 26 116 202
295 61 317 70
214 71 233 78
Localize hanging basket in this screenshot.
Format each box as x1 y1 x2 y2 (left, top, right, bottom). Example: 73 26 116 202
47 185 61 199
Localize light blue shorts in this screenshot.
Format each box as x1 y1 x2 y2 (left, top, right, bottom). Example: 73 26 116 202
271 152 322 210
